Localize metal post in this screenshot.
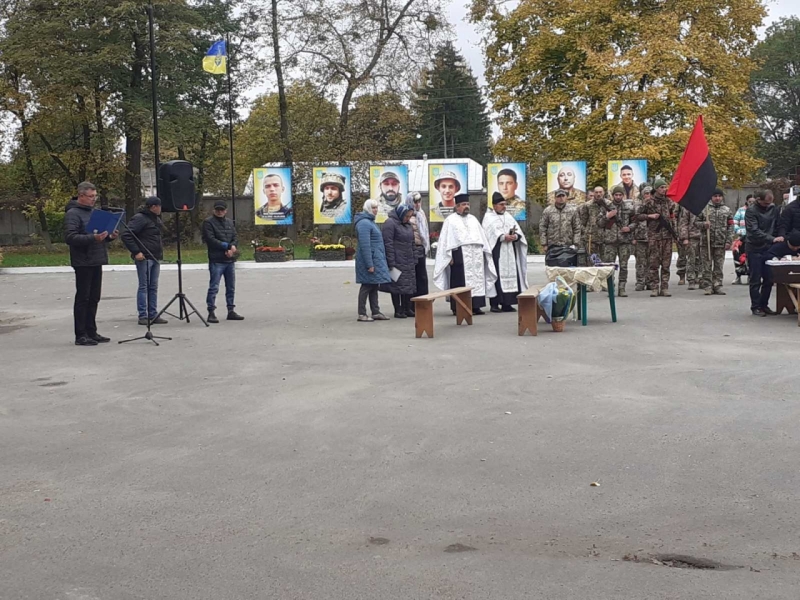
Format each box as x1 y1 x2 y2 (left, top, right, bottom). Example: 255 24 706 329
146 3 160 198
226 33 236 223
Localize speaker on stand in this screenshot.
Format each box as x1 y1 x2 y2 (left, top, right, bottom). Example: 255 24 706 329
154 160 208 326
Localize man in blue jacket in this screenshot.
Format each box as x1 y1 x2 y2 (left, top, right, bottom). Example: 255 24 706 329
202 200 244 323
64 181 118 346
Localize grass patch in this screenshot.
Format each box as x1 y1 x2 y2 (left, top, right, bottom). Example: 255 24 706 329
1 243 311 268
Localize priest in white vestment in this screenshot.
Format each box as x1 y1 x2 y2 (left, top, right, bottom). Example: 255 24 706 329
482 192 529 312
433 194 498 315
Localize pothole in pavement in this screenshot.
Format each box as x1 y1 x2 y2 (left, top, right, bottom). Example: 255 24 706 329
623 553 743 571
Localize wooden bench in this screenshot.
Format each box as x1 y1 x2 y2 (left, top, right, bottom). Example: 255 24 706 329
517 287 542 336
411 287 473 338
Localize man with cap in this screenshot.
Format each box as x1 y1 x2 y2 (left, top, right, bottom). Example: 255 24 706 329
433 171 461 219
318 172 349 221
122 196 167 325
540 189 581 261
434 193 498 315
703 188 733 295
483 191 529 312
202 200 244 323
632 186 651 290
598 185 635 296
377 171 403 218
256 173 292 221
637 178 677 296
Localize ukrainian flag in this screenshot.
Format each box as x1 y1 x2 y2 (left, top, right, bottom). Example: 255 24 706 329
203 40 227 74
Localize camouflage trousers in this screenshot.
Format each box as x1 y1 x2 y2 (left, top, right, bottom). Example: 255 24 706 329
676 241 686 278
602 243 632 287
633 241 648 288
648 239 672 291
685 239 710 289
704 247 726 290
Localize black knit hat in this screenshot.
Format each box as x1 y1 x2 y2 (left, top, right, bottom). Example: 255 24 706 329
145 196 161 206
788 231 800 247
713 188 724 196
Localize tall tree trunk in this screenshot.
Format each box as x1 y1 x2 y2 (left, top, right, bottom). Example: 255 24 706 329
77 93 91 183
94 81 109 207
271 0 292 167
124 32 146 218
20 118 55 251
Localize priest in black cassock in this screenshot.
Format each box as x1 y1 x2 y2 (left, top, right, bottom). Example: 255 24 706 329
482 192 529 312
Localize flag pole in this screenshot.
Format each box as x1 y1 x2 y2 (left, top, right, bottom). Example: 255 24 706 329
226 33 236 224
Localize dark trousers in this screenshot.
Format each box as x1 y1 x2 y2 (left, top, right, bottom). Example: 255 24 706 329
358 284 380 316
747 249 772 310
392 293 413 312
73 266 103 338
207 262 236 312
414 251 429 296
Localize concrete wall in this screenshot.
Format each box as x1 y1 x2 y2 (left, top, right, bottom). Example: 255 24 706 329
0 209 37 245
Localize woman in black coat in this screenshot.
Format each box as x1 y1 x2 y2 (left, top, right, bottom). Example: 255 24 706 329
380 204 417 318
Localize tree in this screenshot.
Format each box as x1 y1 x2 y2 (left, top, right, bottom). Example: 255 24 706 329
345 91 415 160
471 0 765 200
751 17 800 178
291 0 446 139
410 41 492 164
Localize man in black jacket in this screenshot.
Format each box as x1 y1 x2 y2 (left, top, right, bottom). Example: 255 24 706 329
121 196 167 326
202 200 244 323
64 181 118 345
745 189 784 316
777 195 800 239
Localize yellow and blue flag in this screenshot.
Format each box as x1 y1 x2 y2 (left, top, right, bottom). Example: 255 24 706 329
203 40 227 75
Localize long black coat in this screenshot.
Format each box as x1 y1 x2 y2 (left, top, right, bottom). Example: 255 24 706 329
379 211 417 296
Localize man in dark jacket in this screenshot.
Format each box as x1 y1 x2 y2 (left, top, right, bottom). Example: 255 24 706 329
745 189 783 316
64 181 118 346
202 200 244 323
777 196 800 239
122 196 167 326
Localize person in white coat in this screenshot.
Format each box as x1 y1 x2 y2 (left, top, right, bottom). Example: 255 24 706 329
482 192 529 312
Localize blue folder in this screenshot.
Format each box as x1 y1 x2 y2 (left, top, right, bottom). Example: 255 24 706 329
86 208 125 236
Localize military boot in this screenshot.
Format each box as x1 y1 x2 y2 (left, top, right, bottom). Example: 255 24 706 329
650 289 659 297
635 284 644 292
618 284 627 297
678 275 686 285
659 289 672 297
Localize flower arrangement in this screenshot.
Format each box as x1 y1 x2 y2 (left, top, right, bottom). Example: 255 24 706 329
252 240 287 262
314 244 345 251
429 231 440 242
255 246 284 252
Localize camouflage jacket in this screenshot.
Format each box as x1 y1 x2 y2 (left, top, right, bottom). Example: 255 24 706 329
678 209 708 241
632 199 648 241
636 194 676 241
706 202 733 248
597 199 635 244
540 203 581 248
579 198 613 247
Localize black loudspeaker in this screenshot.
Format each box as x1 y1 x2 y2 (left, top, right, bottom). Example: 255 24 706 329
158 160 196 212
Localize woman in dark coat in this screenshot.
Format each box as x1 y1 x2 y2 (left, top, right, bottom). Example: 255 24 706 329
380 204 417 318
355 199 391 322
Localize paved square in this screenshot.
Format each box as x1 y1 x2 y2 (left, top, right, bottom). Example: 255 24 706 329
2 265 799 599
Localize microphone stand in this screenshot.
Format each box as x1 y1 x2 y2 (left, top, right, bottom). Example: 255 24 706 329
118 217 172 346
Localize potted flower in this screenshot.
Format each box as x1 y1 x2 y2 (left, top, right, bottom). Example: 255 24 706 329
429 231 440 259
550 286 575 332
313 244 346 261
339 236 356 260
253 241 286 262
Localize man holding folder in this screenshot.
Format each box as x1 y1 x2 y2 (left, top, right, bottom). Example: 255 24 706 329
64 182 118 346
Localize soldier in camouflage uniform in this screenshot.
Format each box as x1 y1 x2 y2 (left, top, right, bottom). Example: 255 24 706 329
540 189 582 252
598 185 635 296
637 178 677 297
675 204 687 285
579 187 612 264
704 188 734 295
632 186 651 291
678 203 709 291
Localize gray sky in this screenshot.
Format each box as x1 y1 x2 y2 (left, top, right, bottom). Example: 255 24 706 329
447 0 799 88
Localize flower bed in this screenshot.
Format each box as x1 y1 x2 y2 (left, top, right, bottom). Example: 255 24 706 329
314 244 346 261
254 246 286 262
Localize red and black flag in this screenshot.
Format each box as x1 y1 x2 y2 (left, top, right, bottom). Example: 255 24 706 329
667 115 717 216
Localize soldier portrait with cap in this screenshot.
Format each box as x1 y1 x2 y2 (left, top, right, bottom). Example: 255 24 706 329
433 170 462 218
255 172 292 222
317 171 350 222
376 170 404 218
